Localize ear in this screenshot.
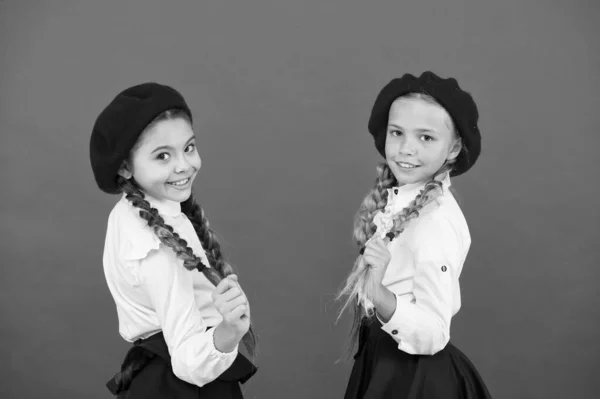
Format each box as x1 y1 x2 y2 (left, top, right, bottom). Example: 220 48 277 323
117 161 133 179
447 137 462 162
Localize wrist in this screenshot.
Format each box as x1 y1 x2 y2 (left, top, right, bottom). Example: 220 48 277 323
213 323 241 353
373 283 389 304
373 284 396 323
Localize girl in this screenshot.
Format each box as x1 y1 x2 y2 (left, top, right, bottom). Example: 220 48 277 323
338 71 492 398
90 82 257 398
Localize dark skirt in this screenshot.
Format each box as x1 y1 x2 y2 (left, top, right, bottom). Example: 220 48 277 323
344 319 491 399
106 330 257 399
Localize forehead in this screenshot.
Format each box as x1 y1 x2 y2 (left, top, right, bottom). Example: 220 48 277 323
136 117 194 149
388 97 451 132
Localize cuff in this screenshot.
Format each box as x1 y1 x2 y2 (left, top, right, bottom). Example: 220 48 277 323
209 326 240 357
379 294 415 340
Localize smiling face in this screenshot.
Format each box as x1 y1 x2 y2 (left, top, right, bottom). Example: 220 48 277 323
385 95 461 185
118 114 201 205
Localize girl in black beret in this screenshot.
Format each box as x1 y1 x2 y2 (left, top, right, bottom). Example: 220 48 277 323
90 82 257 398
337 71 492 398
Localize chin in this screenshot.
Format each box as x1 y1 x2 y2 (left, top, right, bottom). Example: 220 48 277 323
396 176 423 185
161 188 191 203
389 167 421 185
174 191 192 203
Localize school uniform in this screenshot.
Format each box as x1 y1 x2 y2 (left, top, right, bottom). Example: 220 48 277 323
345 174 491 399
102 194 256 398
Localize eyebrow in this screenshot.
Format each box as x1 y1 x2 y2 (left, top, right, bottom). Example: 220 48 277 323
387 124 438 134
150 135 195 154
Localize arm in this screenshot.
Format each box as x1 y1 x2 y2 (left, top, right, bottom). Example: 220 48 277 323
374 216 464 355
138 247 239 387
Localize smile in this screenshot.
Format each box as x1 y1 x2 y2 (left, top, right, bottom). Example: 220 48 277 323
168 177 190 186
397 162 419 169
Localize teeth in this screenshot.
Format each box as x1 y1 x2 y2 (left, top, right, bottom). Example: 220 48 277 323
169 178 189 186
398 162 417 169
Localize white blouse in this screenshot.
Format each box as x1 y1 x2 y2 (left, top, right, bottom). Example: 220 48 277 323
370 173 471 355
102 194 238 387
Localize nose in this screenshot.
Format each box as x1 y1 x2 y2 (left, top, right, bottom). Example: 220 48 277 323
174 155 191 174
397 135 416 156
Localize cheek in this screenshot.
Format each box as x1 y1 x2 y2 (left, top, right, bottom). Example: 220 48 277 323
191 153 202 169
384 136 395 157
132 159 167 181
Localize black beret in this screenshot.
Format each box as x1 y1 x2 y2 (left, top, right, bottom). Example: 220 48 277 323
368 71 481 176
90 82 192 194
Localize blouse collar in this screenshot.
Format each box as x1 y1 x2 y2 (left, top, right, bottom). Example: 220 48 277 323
385 172 452 213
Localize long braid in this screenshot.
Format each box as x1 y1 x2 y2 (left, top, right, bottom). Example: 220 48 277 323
383 161 453 243
353 162 398 247
336 161 454 355
335 163 396 353
181 198 234 278
119 177 256 355
181 196 257 354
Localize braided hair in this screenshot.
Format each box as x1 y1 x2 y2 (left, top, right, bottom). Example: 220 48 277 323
118 109 256 355
337 92 460 355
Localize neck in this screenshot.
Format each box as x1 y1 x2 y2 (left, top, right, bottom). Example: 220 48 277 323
142 192 182 217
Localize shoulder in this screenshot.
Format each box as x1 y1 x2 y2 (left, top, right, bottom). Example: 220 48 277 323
408 188 470 255
108 195 144 226
108 195 161 261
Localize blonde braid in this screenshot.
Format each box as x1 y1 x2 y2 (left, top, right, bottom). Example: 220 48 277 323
353 162 398 247
384 162 453 243
335 163 396 352
337 161 454 354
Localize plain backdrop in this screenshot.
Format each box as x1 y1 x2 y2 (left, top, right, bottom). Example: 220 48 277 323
1 1 598 398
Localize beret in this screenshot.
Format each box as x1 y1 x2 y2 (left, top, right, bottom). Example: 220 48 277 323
368 71 481 176
90 82 192 194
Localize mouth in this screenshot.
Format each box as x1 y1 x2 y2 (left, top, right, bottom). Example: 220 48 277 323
167 177 191 187
396 161 420 169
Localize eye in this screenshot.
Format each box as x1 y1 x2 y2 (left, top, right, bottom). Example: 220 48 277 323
421 135 434 142
156 152 171 161
388 129 402 136
185 143 196 153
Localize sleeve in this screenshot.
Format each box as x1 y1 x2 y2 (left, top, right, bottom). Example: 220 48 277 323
135 245 239 387
379 215 464 355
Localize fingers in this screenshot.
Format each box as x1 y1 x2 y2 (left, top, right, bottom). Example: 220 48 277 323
363 244 388 260
217 294 248 314
214 277 236 295
363 254 381 268
362 236 391 269
222 285 244 302
226 274 245 293
230 303 249 319
366 236 388 251
218 298 250 326
213 275 249 313
213 275 244 300
212 273 252 324
214 293 250 323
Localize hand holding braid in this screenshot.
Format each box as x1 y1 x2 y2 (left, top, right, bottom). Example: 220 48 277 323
181 195 258 352
337 161 453 354
118 177 256 355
